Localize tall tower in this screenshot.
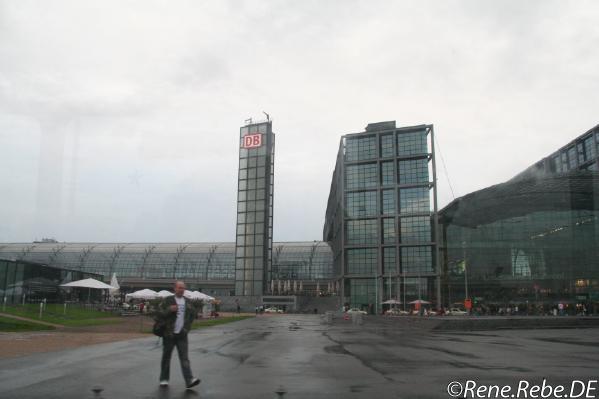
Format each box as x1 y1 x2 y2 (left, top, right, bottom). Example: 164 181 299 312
234 119 275 296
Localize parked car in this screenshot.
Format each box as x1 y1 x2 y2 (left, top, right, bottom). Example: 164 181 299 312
385 308 410 316
446 308 468 316
264 307 284 313
345 308 368 315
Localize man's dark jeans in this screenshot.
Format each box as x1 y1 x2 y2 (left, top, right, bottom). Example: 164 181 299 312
160 332 193 384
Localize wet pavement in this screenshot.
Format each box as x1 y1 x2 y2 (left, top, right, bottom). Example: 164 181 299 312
0 315 598 399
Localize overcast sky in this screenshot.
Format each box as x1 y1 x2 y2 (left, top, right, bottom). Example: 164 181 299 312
1 0 598 243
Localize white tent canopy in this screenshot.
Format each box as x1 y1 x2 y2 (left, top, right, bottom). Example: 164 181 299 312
409 299 431 305
126 289 158 300
60 278 115 289
124 289 214 301
183 290 214 301
382 299 402 305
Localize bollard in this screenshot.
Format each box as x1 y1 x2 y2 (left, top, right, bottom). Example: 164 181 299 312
274 386 287 398
2 296 6 312
324 311 334 324
39 302 43 319
22 294 25 306
351 312 363 326
64 302 67 315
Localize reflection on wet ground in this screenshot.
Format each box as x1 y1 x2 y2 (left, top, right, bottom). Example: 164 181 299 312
1 315 598 398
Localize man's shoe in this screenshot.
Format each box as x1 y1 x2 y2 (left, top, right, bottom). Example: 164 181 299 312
159 380 169 387
186 378 201 389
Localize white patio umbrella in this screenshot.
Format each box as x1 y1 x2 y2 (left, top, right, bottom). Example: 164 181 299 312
408 299 431 305
60 278 116 302
126 289 158 300
198 292 215 301
382 299 402 305
61 278 115 289
184 290 214 301
156 290 174 298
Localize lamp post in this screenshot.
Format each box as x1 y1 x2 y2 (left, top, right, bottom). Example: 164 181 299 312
462 241 469 302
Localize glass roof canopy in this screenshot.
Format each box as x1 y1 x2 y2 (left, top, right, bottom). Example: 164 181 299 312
0 241 334 282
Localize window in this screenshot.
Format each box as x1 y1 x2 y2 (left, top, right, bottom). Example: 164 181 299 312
346 219 378 245
399 158 429 184
383 247 397 275
400 187 430 214
345 163 378 189
397 130 427 156
401 246 433 274
399 216 432 243
400 216 431 243
560 152 568 172
347 249 377 274
346 191 377 217
380 134 394 157
349 278 376 308
345 136 377 161
567 146 577 169
551 155 561 173
382 189 395 215
381 161 395 185
579 136 596 164
382 218 396 244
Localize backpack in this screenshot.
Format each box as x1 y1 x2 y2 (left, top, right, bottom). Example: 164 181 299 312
152 318 166 337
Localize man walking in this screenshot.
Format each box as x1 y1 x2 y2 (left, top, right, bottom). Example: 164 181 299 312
156 280 201 389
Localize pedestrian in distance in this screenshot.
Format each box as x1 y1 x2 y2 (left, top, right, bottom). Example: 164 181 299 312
154 281 201 390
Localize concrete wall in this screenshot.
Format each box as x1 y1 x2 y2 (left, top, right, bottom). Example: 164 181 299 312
217 295 341 313
297 296 341 313
218 296 262 312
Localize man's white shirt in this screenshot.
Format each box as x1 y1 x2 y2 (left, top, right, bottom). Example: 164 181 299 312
174 296 185 334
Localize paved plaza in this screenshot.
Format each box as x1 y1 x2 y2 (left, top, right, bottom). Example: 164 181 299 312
0 315 598 399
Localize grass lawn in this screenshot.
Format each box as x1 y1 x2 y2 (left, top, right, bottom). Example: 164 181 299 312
1 304 119 327
0 315 56 332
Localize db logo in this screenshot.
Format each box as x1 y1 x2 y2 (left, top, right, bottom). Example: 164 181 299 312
242 133 262 149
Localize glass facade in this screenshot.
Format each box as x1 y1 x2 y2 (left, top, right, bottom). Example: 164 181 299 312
235 121 275 295
0 259 102 304
323 121 439 312
270 242 334 281
514 125 599 180
441 171 599 313
0 241 333 297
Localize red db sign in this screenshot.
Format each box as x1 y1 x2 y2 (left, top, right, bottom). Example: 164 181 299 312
242 133 262 149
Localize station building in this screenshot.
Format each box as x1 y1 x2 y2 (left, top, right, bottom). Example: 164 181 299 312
440 124 599 312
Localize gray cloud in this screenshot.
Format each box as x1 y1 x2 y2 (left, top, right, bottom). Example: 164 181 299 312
1 0 598 242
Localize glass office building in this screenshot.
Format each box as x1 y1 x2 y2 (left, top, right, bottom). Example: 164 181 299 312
323 121 440 311
440 124 599 313
0 258 101 304
235 120 275 295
